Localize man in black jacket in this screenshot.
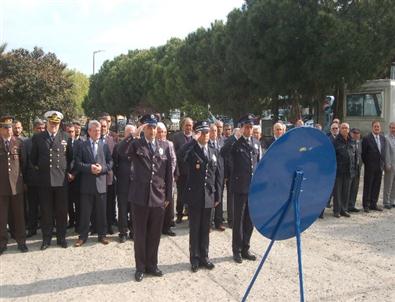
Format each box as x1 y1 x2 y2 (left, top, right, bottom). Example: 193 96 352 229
30 111 72 250
182 121 222 272
333 123 356 218
230 114 260 263
128 114 173 282
362 120 386 212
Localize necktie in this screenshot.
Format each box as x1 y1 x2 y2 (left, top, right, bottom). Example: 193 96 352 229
148 142 154 154
376 135 381 152
5 140 10 152
92 141 97 158
50 134 55 143
202 146 208 158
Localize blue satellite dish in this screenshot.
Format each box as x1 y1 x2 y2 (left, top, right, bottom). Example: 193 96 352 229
249 127 336 240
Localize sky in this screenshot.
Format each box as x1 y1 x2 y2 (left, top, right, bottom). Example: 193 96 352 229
1 0 245 75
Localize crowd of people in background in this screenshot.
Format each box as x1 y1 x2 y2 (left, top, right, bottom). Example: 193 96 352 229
1 110 394 282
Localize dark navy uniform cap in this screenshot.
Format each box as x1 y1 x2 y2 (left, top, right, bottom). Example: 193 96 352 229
239 114 256 126
140 114 158 126
193 120 210 133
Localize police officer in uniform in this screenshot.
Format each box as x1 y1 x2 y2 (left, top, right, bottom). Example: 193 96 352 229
230 114 260 263
31 111 72 250
182 121 222 272
128 114 173 282
0 116 28 254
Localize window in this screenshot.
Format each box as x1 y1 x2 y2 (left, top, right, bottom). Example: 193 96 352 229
346 92 383 117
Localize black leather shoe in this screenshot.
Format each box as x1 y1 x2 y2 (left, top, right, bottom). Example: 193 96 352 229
135 271 144 282
40 241 50 250
119 234 127 243
17 243 28 253
191 264 199 272
319 212 324 219
57 240 68 248
233 254 243 263
0 246 7 255
107 226 114 235
162 229 176 237
241 251 256 261
200 260 215 270
348 207 360 213
26 230 37 238
340 211 350 217
370 206 383 211
176 216 183 224
334 213 341 218
146 267 163 277
363 208 370 213
384 205 392 209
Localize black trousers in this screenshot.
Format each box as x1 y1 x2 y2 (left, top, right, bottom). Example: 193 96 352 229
362 168 383 209
39 186 68 242
117 192 132 235
133 204 164 272
225 178 234 225
333 175 352 215
349 171 360 210
232 193 253 254
213 188 224 227
68 180 80 228
106 184 116 226
79 193 107 241
0 194 26 247
162 197 174 232
27 185 40 231
189 206 211 265
176 176 187 217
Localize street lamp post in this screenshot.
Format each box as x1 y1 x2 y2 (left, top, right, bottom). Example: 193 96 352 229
92 50 105 75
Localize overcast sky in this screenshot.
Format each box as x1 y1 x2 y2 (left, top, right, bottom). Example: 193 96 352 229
1 0 245 75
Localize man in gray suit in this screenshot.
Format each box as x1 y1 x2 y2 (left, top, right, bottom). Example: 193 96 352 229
73 120 113 247
384 122 395 209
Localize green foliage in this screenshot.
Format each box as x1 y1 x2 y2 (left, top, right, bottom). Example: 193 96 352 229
84 0 395 121
66 69 89 116
0 46 78 128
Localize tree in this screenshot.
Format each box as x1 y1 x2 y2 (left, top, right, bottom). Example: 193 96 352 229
0 46 77 128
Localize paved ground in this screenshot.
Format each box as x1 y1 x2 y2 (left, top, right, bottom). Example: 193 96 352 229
1 179 394 301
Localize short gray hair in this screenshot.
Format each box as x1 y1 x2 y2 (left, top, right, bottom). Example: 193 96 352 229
88 120 101 129
157 122 167 130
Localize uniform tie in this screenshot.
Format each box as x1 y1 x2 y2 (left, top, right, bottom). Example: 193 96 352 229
148 142 155 154
4 140 10 152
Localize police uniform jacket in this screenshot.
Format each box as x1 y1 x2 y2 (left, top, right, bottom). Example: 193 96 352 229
0 136 25 196
183 140 222 208
128 139 173 207
24 137 41 187
73 139 113 194
30 131 72 187
220 135 237 179
113 136 134 194
230 136 260 194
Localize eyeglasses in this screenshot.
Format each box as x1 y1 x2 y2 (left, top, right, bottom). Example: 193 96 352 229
331 127 338 130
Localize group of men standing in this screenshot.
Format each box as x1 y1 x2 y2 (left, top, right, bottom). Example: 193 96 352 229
1 110 394 283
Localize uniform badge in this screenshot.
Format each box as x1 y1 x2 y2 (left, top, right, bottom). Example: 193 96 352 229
61 140 67 146
196 160 200 170
159 147 164 155
212 154 217 162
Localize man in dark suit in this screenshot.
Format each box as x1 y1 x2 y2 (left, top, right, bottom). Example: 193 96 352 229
182 121 222 272
24 118 45 238
208 123 225 231
113 125 135 243
333 123 356 218
362 120 386 212
99 117 117 234
30 111 72 250
73 120 113 247
263 122 285 150
220 127 240 228
128 114 173 282
0 115 28 254
349 128 362 212
171 117 193 223
230 114 260 263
